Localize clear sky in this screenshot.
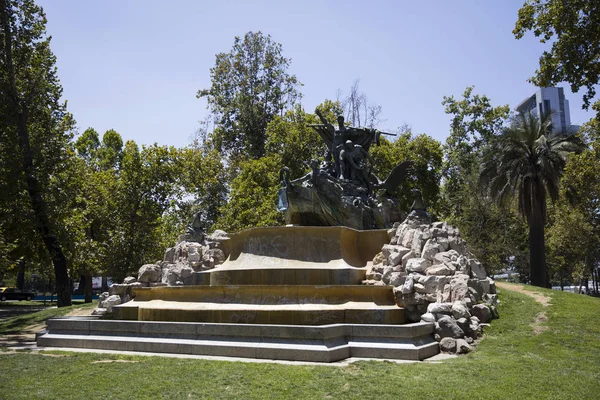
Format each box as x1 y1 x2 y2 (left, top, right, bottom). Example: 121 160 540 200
37 0 592 148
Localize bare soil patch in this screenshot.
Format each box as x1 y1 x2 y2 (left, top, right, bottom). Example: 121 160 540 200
495 282 552 306
496 282 551 335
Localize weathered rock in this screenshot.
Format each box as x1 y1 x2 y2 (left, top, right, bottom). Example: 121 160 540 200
203 248 226 268
430 227 447 238
400 229 415 248
129 281 146 289
102 295 122 312
164 247 175 263
413 282 427 293
426 263 455 276
457 255 469 274
483 293 499 306
456 317 470 333
452 301 471 319
401 249 418 269
436 315 465 339
98 292 109 303
388 272 405 287
472 304 492 323
439 337 457 353
487 277 497 294
421 312 436 323
406 258 432 273
373 252 385 266
455 338 474 354
436 237 450 251
109 284 129 296
427 302 453 314
421 239 440 260
449 274 470 302
123 276 137 285
469 259 487 279
400 275 414 294
207 229 229 245
382 244 411 267
468 279 484 300
138 264 162 283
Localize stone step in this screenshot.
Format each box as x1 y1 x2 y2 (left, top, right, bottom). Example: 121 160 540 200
131 285 397 304
115 285 404 325
38 318 439 362
193 267 366 286
116 300 404 325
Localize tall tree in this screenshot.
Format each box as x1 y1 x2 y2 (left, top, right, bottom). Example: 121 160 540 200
198 31 301 160
441 86 510 217
480 111 584 287
0 0 73 306
514 0 600 115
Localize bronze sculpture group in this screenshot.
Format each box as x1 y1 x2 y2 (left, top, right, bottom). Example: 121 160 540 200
278 110 416 230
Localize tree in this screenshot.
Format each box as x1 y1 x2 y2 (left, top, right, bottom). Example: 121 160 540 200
338 79 383 129
370 129 443 215
547 119 600 290
441 86 510 218
197 31 301 160
480 111 584 287
214 155 284 232
514 0 600 115
0 0 74 306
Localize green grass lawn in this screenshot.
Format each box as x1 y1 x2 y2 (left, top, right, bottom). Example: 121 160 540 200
0 285 598 399
0 301 96 336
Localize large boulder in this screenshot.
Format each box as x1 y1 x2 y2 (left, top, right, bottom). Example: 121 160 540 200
406 258 431 273
138 264 161 283
472 304 493 323
436 315 465 339
101 295 122 313
469 259 487 279
382 244 410 267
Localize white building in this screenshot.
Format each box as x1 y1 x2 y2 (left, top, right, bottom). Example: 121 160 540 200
515 87 573 132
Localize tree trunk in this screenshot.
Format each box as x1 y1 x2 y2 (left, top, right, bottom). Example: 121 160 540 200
84 272 93 303
16 259 25 290
0 1 71 307
528 198 547 288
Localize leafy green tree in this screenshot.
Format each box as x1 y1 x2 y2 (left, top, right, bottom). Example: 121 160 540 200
370 130 443 215
441 86 510 218
176 143 228 233
265 104 333 179
197 31 301 160
514 0 600 115
0 0 74 306
215 155 284 232
480 111 584 287
547 119 600 290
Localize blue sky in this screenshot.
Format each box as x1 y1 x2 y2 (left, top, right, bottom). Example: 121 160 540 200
38 0 592 148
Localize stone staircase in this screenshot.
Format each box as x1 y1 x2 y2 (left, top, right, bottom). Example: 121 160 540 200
37 226 440 362
38 317 439 362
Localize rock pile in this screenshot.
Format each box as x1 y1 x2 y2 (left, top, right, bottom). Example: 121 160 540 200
364 210 499 354
93 230 229 315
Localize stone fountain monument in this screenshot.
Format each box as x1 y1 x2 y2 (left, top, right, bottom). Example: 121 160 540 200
37 112 497 361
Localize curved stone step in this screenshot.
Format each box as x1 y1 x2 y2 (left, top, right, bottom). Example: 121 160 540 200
38 318 439 362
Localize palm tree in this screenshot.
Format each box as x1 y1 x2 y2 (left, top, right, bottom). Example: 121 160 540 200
479 111 584 287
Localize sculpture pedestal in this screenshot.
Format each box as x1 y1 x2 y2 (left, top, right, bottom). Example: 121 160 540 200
38 226 439 361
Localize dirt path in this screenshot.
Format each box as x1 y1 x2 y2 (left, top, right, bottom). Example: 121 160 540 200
496 281 551 334
495 282 552 306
